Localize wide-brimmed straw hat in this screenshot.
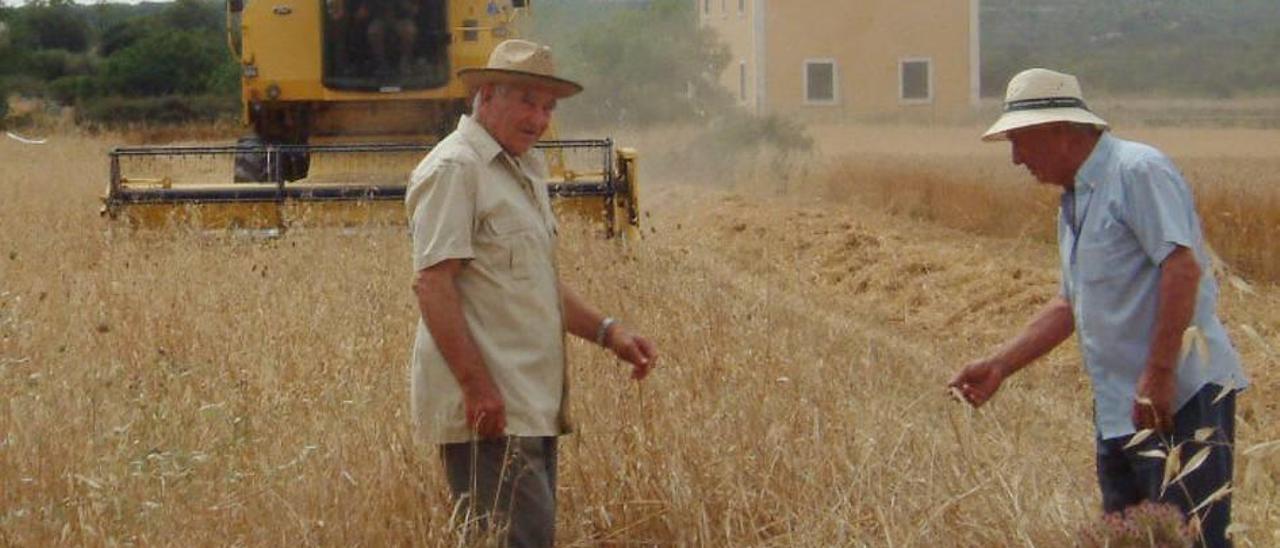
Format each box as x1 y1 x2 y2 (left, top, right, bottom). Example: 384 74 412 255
982 68 1108 141
457 39 583 98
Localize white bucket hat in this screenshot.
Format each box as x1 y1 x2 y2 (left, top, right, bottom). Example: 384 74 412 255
458 39 583 98
982 68 1108 141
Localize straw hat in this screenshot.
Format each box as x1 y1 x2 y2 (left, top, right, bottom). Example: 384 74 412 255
458 39 583 98
982 68 1108 141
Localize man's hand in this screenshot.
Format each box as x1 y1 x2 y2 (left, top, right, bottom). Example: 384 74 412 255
606 326 658 380
461 376 506 439
1133 366 1176 433
948 358 1007 408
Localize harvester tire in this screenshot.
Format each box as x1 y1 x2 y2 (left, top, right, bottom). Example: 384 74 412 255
281 147 310 182
233 136 268 183
233 136 311 183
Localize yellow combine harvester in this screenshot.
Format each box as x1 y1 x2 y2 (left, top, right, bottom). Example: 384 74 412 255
102 0 639 238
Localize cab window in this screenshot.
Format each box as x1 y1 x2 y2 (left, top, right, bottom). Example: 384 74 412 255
323 0 449 90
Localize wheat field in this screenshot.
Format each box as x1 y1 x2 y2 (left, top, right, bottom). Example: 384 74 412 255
1 125 1278 546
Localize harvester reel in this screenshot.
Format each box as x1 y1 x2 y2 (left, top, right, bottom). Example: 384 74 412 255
104 140 640 236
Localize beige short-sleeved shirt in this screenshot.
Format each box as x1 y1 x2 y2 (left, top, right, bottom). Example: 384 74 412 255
405 115 570 444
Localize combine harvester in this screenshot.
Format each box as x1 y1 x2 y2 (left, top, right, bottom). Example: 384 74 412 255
102 0 639 238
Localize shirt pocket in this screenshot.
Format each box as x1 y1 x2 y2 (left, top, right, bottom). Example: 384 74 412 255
485 214 539 281
1077 243 1129 283
1077 214 1135 283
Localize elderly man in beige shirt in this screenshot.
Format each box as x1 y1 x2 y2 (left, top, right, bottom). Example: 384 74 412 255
405 39 658 547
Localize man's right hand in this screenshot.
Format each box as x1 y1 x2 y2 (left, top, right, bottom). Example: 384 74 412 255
948 358 1007 408
462 377 506 439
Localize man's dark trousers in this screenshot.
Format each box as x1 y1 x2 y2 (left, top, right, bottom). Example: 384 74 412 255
1096 384 1238 547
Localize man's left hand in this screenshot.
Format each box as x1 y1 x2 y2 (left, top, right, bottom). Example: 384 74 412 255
1133 366 1176 433
607 327 658 380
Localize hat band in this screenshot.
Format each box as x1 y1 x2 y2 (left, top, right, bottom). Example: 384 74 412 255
1004 96 1089 113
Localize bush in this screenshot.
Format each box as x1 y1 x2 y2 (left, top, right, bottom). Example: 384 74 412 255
101 29 235 97
2 74 46 97
48 74 99 104
704 112 813 156
19 1 90 53
205 55 241 97
24 49 93 81
662 110 815 191
0 81 9 122
534 0 733 129
78 94 237 127
160 0 224 34
99 19 151 58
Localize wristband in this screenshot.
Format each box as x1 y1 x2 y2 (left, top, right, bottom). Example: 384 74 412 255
595 317 618 347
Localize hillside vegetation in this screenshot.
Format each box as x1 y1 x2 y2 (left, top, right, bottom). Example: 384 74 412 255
0 0 236 126
2 0 1279 127
982 0 1280 97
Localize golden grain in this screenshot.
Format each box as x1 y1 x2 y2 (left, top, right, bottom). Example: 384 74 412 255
0 126 1277 545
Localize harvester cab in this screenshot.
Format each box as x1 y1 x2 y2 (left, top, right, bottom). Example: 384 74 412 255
102 0 640 239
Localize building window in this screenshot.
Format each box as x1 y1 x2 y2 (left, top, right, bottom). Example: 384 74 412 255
804 59 837 105
703 0 710 16
739 61 747 102
900 58 933 103
738 0 745 14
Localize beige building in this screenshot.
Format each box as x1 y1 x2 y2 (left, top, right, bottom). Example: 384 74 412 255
699 0 980 122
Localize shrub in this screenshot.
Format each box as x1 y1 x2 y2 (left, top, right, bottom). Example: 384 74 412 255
48 74 99 104
534 0 733 129
160 0 223 34
19 1 90 53
77 94 237 127
101 29 234 97
99 19 151 58
659 110 815 193
24 49 94 81
704 112 814 156
0 81 9 122
2 74 46 97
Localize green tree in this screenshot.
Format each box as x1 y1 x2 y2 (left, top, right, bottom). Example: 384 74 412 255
99 19 151 58
0 79 9 121
161 0 223 34
17 0 90 53
533 0 732 128
101 29 232 96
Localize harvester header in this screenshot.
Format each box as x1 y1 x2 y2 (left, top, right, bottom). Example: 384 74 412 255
101 0 641 237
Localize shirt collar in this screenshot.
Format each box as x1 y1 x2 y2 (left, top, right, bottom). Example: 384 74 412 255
457 114 505 164
1073 131 1114 192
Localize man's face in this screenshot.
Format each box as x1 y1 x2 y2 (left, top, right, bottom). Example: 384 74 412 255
1007 123 1076 189
481 84 558 156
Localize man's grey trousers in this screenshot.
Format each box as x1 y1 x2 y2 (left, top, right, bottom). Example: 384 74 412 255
441 436 558 548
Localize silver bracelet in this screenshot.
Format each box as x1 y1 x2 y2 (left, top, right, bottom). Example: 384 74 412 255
595 317 618 347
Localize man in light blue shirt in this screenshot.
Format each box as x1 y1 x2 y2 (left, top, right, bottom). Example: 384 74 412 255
948 68 1247 547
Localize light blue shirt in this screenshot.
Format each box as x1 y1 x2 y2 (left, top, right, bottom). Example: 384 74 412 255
1059 133 1248 440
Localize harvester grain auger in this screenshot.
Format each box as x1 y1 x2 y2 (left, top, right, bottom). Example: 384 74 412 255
101 0 640 239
